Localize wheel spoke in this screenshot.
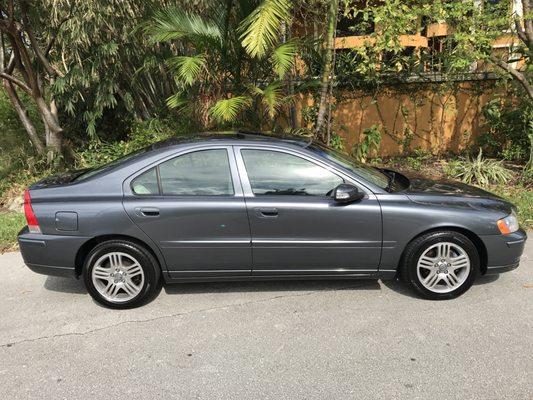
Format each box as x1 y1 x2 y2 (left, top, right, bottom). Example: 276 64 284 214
108 283 121 298
450 255 469 269
93 266 111 280
424 271 440 288
125 263 142 277
448 270 459 286
418 256 436 270
108 253 122 269
437 243 451 259
123 280 139 297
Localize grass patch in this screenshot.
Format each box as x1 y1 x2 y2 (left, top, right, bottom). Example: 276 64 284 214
0 212 25 252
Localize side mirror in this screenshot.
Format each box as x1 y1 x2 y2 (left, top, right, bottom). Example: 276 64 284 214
333 183 364 204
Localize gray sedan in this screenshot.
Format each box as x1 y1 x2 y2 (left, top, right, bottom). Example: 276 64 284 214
18 132 527 308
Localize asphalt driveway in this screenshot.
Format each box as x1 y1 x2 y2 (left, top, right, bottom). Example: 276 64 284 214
0 242 532 400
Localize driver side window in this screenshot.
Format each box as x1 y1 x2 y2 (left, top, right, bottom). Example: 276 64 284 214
241 149 343 196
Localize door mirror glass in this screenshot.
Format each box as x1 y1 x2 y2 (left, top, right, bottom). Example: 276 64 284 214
333 184 364 203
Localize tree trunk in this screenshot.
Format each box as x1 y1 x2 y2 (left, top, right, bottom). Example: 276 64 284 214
34 95 62 162
2 79 45 154
524 129 533 172
315 0 338 141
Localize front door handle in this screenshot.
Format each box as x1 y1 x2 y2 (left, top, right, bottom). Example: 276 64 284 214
256 207 278 218
135 207 160 217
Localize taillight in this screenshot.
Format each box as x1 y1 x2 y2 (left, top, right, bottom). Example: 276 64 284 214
24 189 41 234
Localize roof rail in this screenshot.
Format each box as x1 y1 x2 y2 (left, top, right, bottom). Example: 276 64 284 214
236 129 313 147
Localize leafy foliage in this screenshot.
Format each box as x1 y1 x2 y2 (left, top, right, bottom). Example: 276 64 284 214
167 55 207 86
209 96 252 123
479 96 532 162
239 0 292 58
147 0 297 128
75 117 189 168
147 7 222 43
353 125 382 163
445 149 513 186
271 40 298 78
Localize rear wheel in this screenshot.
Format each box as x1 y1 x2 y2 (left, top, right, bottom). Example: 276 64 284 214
83 240 161 308
401 231 479 300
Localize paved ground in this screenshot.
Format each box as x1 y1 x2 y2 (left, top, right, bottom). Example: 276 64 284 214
0 244 532 400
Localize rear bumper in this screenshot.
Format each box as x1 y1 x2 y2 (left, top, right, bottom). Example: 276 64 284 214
480 229 527 275
18 227 89 278
26 263 76 277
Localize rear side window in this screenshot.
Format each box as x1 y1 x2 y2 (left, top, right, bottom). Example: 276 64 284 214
159 149 234 196
132 168 159 195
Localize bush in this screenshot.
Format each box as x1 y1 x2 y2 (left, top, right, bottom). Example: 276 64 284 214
445 149 513 186
75 118 188 169
479 96 531 162
352 124 382 163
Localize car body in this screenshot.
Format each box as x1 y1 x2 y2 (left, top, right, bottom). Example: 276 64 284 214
18 132 527 307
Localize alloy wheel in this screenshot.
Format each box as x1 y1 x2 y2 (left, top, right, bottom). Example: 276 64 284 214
91 251 145 303
416 242 471 294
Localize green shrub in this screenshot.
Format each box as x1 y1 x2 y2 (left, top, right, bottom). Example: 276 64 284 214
406 148 432 171
445 149 513 186
353 124 382 163
479 96 531 162
75 118 187 169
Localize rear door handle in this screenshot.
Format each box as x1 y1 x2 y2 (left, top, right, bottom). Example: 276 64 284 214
256 207 278 218
135 207 160 217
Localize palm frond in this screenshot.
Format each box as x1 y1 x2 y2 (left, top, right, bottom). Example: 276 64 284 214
147 7 221 44
166 55 206 86
251 81 284 118
271 40 297 78
209 96 252 123
166 92 189 110
238 0 292 58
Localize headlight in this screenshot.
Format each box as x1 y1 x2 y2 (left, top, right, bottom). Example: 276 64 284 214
497 211 519 235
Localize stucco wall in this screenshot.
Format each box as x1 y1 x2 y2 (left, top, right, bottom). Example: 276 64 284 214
296 82 496 156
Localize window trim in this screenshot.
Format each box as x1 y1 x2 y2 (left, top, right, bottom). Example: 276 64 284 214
126 145 243 198
234 146 350 198
131 166 161 196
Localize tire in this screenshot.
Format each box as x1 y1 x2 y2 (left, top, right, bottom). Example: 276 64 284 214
400 231 479 300
83 240 161 309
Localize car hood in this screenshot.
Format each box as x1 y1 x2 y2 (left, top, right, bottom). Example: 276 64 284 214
400 173 514 215
405 176 499 198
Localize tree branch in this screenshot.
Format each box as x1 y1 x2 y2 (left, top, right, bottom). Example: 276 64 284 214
491 56 533 100
523 0 533 47
20 0 63 77
0 71 32 94
515 18 528 44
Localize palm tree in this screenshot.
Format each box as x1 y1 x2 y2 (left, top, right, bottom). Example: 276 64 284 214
146 0 297 129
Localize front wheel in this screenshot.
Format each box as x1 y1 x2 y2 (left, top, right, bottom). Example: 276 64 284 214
401 231 479 300
83 240 161 308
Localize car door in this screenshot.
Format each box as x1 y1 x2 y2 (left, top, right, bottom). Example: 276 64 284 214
123 146 252 279
234 146 382 276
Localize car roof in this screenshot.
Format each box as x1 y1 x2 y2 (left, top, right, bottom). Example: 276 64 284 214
149 130 313 151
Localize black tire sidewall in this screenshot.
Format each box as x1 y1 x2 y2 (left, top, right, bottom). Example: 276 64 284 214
403 232 480 300
83 240 160 309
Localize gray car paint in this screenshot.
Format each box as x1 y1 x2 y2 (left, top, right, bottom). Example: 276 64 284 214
18 133 527 282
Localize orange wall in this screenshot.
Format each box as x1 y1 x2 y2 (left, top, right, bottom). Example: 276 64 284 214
296 83 494 156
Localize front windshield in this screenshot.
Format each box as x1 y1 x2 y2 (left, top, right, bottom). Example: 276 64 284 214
308 144 390 189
